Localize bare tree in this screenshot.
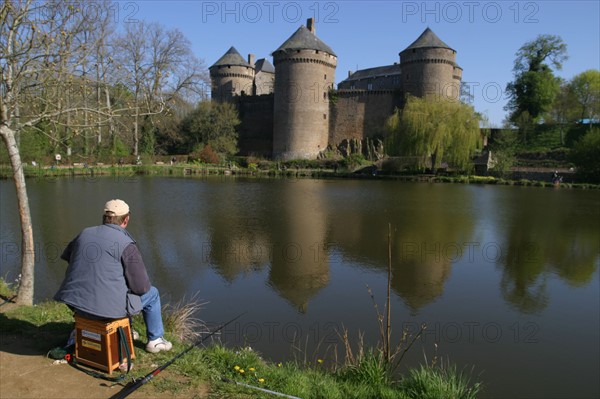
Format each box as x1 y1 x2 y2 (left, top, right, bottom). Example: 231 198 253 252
1 0 85 304
1 0 117 304
115 21 208 155
2 1 209 304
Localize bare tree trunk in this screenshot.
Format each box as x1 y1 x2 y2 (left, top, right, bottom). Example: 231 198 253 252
134 105 139 156
385 223 392 363
104 85 114 145
0 125 35 306
431 149 438 172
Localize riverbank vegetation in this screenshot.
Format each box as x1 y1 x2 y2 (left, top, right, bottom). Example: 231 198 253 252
2 159 599 190
1 277 482 398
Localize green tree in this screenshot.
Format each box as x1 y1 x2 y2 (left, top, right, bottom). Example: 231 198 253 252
180 101 240 157
547 79 579 145
385 96 482 172
570 69 600 123
488 129 518 177
506 35 567 124
550 79 578 123
570 128 600 182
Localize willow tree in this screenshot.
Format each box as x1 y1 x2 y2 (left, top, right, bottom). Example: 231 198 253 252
385 95 482 172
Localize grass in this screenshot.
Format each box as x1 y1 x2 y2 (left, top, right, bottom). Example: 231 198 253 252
161 295 208 343
0 276 16 299
401 361 482 399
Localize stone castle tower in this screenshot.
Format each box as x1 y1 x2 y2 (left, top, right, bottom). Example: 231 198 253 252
209 46 255 103
272 19 337 160
399 27 462 99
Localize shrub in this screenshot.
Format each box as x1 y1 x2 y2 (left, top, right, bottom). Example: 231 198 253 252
570 128 600 183
199 144 220 164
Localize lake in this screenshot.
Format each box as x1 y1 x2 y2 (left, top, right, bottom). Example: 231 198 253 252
1 175 598 398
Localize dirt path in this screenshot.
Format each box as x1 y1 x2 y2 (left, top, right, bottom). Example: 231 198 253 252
0 304 208 399
0 335 193 399
1 342 124 398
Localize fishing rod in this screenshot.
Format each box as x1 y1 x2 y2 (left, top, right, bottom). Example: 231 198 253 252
221 377 303 399
109 311 246 399
0 296 16 308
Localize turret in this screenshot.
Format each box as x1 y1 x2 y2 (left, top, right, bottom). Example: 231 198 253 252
272 18 337 160
399 28 462 100
209 46 255 102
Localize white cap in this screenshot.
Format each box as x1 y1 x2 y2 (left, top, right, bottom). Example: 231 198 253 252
104 199 130 216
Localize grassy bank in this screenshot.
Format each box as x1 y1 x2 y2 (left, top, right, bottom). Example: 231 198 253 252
1 162 599 190
1 279 482 399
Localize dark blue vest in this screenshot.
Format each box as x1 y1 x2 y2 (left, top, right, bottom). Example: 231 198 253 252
54 224 139 319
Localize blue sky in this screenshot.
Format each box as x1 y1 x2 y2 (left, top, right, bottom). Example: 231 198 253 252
120 0 599 126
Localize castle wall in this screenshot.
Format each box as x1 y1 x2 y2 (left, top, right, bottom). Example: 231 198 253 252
400 47 460 100
236 90 400 158
273 49 337 160
235 94 274 157
254 71 275 95
338 74 401 91
329 90 402 145
338 73 402 90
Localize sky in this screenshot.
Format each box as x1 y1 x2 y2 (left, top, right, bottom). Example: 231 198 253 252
114 0 599 127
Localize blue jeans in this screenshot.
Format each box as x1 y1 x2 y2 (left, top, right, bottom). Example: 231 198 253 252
140 286 165 341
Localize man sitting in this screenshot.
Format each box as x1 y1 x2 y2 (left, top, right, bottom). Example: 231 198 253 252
54 199 172 353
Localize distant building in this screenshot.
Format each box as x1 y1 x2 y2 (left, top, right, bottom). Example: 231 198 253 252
210 21 462 160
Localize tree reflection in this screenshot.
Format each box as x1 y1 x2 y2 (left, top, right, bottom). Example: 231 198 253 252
199 179 599 316
327 183 477 313
495 188 599 313
203 179 330 312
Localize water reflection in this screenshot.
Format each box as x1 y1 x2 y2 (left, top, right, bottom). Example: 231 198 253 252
199 180 330 312
267 181 329 313
1 178 597 317
1 177 598 398
494 187 600 313
197 180 478 313
326 183 477 312
123 179 600 316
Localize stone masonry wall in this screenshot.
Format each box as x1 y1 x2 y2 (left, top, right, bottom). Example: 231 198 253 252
235 94 274 157
329 90 402 145
400 47 459 99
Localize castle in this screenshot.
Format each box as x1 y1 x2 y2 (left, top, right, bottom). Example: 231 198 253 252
209 19 462 160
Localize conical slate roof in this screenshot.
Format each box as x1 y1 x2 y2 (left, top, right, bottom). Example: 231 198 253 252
273 25 336 56
402 28 454 52
255 58 275 73
210 46 251 68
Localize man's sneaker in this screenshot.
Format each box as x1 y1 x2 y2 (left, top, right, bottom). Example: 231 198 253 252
146 337 172 353
131 330 140 341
